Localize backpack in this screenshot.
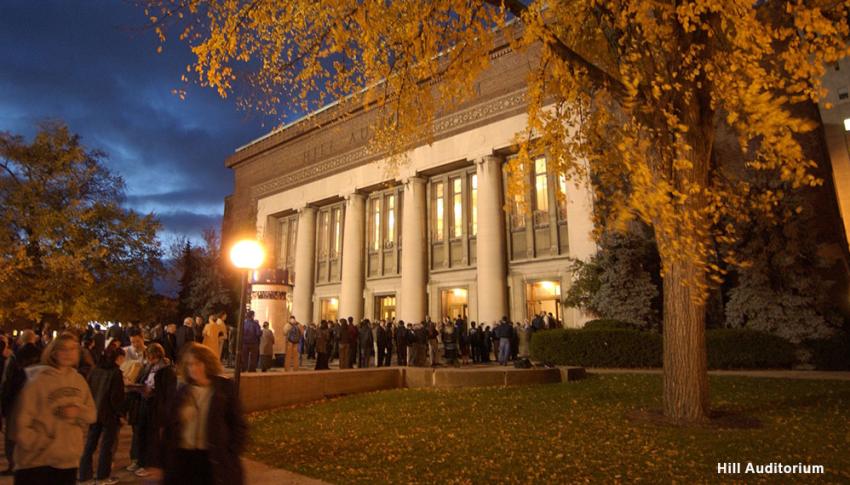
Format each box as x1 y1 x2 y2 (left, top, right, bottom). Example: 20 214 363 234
287 324 301 344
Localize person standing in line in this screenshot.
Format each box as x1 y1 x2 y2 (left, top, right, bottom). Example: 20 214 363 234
0 339 41 475
314 321 331 370
468 322 479 363
241 311 262 372
394 320 407 366
12 333 97 485
375 320 387 367
414 322 428 367
357 320 373 369
259 322 275 372
159 323 178 363
194 316 205 343
384 320 393 367
347 317 359 369
305 323 317 360
338 319 351 369
518 320 532 359
175 317 195 355
78 347 126 485
427 321 440 367
164 343 246 485
132 343 177 480
284 316 303 372
202 313 227 361
496 318 512 366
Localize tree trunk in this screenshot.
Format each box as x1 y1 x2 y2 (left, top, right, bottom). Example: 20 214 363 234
662 257 710 423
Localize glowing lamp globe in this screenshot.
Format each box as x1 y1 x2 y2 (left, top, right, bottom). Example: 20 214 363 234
230 240 265 270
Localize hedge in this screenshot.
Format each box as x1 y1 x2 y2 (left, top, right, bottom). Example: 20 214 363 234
706 329 795 370
530 328 796 369
530 328 662 368
805 333 850 370
582 319 640 331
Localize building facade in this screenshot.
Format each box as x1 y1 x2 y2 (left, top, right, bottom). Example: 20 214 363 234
222 45 596 328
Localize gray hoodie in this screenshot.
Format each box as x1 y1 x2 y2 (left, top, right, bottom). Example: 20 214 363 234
13 365 96 470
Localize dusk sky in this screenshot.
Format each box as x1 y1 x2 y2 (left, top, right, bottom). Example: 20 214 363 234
0 0 277 246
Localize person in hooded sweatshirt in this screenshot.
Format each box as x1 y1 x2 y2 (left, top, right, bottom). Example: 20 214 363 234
12 333 96 485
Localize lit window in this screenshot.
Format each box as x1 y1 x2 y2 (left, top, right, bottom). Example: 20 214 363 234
535 157 549 213
319 212 329 257
452 178 463 238
372 198 381 251
435 182 445 241
839 87 849 100
558 173 568 220
387 195 395 244
332 208 341 257
470 174 478 236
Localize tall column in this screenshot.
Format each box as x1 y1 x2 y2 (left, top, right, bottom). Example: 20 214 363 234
476 155 508 324
291 206 316 324
339 192 366 322
399 177 427 324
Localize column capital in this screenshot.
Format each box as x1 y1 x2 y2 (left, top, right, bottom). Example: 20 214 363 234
475 154 504 167
343 191 366 202
402 176 426 187
296 204 316 214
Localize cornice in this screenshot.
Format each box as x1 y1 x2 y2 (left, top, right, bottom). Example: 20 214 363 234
250 88 527 203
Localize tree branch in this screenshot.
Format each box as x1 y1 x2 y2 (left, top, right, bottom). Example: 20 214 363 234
485 0 627 98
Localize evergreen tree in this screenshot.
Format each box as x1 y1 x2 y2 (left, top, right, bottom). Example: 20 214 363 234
187 229 233 319
565 225 661 329
725 198 842 344
176 240 197 319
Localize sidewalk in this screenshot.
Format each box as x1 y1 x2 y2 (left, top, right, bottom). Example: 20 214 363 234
587 368 850 380
0 425 329 485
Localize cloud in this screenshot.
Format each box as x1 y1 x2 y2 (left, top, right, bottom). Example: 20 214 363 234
0 0 275 240
155 211 222 240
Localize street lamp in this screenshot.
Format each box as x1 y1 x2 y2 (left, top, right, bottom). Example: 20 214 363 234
230 239 265 394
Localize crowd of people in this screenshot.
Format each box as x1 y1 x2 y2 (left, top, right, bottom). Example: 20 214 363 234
0 318 244 485
0 310 558 484
239 310 562 371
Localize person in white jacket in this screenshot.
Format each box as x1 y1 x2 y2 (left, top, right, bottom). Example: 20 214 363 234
12 333 96 485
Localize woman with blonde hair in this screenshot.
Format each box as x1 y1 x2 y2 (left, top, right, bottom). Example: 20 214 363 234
164 342 246 485
12 333 96 485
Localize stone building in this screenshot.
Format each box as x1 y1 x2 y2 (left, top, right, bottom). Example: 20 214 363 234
221 44 596 328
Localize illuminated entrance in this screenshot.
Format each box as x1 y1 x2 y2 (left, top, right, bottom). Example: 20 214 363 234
375 294 396 320
440 287 468 320
526 280 561 321
320 297 338 322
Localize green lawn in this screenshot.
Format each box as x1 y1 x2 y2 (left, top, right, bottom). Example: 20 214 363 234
245 374 850 484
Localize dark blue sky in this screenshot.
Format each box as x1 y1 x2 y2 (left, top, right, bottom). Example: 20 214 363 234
0 0 276 245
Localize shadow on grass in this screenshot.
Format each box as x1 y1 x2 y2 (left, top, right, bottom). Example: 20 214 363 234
626 408 763 429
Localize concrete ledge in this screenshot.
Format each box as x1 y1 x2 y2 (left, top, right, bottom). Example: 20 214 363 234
239 368 402 412
238 365 582 412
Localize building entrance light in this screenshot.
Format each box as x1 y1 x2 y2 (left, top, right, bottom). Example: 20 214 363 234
844 118 850 132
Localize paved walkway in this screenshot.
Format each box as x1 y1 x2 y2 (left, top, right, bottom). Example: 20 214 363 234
0 425 329 485
587 368 850 380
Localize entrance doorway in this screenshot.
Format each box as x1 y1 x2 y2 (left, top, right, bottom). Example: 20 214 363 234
526 280 561 322
375 294 396 320
440 287 468 320
320 297 339 322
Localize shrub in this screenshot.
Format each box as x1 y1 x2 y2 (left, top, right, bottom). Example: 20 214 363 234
530 327 796 369
583 319 640 331
530 328 662 368
706 329 796 369
805 333 850 370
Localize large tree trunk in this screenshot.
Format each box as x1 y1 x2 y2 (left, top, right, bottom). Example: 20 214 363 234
662 257 710 423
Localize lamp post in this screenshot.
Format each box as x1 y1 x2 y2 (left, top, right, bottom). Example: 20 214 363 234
229 239 265 394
